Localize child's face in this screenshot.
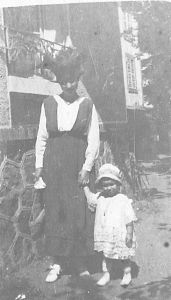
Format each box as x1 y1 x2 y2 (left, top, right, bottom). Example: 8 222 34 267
99 178 121 197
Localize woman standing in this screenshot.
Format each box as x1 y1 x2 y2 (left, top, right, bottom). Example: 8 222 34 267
35 48 100 282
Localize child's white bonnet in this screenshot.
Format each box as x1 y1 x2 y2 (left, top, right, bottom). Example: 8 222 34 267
96 163 122 184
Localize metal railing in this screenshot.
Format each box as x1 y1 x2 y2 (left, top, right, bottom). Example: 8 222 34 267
0 25 68 77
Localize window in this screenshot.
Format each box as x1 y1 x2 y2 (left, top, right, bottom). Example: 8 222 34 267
126 54 138 94
123 12 134 32
122 11 138 46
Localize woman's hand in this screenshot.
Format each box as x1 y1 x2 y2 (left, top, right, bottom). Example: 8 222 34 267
125 233 133 248
78 168 90 187
34 167 43 181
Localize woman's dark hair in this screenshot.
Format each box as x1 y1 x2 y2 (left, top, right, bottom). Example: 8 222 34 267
41 47 86 84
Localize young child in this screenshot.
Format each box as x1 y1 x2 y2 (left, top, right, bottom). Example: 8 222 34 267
84 163 137 287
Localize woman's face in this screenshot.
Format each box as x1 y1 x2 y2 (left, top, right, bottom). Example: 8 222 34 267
61 79 79 99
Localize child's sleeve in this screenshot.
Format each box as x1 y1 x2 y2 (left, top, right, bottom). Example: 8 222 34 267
124 198 137 225
84 187 98 212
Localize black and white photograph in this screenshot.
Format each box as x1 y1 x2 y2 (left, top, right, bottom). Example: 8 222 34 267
0 0 170 299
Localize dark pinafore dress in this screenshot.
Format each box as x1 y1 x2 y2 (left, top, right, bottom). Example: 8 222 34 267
43 96 95 257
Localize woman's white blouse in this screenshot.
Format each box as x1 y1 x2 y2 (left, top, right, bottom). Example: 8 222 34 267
35 95 100 171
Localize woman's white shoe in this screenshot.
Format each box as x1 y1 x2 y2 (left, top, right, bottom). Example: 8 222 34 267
45 264 61 283
96 272 110 286
120 272 132 286
34 177 46 189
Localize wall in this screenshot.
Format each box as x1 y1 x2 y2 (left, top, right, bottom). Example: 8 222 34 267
0 8 11 129
0 151 44 271
70 2 127 125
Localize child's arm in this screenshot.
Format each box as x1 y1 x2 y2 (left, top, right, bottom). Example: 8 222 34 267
125 221 134 248
84 186 93 200
83 186 97 212
124 196 137 248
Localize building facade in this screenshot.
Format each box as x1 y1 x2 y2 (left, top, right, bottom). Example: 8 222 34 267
0 2 144 160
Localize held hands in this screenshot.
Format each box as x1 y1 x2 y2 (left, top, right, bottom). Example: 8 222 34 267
125 233 133 248
83 186 96 213
34 167 43 181
78 168 90 187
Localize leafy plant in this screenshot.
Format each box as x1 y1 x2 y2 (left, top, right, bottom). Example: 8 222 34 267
120 152 149 200
7 31 39 62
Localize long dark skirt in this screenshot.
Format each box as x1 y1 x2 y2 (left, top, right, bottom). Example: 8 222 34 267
43 132 95 258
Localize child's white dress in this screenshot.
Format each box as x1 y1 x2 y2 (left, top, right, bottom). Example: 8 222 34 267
88 193 137 259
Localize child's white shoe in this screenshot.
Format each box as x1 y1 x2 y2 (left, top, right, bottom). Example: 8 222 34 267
45 264 61 283
120 272 132 286
34 177 46 189
79 270 90 277
97 272 110 286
